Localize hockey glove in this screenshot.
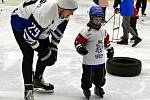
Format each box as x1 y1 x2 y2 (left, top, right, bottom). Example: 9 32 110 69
114 7 120 14
76 44 88 55
37 47 57 66
107 47 114 59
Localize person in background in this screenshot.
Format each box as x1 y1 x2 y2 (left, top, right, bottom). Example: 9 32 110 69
93 0 109 22
10 0 78 99
113 0 142 47
130 6 140 40
74 5 114 99
121 5 140 41
135 0 147 16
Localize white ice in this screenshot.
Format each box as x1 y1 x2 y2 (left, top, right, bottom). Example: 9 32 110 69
0 1 150 100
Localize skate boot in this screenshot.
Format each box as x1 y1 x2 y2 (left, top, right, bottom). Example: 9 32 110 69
117 38 128 45
132 37 142 47
33 76 54 93
94 87 105 98
83 89 91 100
130 36 136 40
120 35 125 39
142 13 147 16
24 84 34 100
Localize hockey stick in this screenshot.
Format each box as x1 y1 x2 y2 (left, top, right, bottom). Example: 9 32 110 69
102 13 115 26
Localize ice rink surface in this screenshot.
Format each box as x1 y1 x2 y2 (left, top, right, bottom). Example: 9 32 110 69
0 1 150 100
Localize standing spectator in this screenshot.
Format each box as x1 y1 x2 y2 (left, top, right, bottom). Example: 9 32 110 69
135 0 147 16
113 0 142 47
130 6 140 40
121 6 140 40
10 0 78 100
74 5 114 99
93 0 109 21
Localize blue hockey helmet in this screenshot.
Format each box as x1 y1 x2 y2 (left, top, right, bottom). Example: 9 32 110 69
89 5 104 18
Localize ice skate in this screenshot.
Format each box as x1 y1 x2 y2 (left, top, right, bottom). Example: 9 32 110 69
117 38 128 45
94 87 105 98
132 37 142 47
142 13 147 16
33 77 54 93
24 85 34 100
130 36 136 40
83 89 91 100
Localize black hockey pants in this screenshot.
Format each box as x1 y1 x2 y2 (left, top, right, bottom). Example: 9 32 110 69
81 64 106 90
12 29 49 84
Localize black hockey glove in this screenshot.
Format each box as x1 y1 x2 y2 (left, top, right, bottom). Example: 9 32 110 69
107 47 114 59
114 7 120 14
76 44 88 55
36 47 57 66
42 49 57 66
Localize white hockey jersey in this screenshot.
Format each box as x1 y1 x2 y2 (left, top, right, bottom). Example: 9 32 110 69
11 0 67 49
14 0 64 30
76 26 112 65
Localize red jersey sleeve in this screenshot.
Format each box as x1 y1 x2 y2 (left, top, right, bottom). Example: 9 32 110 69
74 34 87 46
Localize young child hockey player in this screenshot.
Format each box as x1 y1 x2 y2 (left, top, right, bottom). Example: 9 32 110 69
74 5 114 99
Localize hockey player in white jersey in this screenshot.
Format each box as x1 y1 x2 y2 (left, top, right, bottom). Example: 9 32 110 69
10 0 78 100
74 5 114 99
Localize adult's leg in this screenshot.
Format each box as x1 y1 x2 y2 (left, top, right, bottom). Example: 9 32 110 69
123 16 137 37
34 38 50 79
135 0 142 13
130 19 138 35
141 0 147 15
122 16 129 39
12 30 34 84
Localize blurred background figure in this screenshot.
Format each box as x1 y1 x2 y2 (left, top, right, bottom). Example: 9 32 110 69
93 0 109 22
135 0 147 16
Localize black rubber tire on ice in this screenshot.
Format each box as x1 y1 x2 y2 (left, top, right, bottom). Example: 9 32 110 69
106 57 142 77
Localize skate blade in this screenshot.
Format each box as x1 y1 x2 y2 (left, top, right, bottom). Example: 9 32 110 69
34 88 54 94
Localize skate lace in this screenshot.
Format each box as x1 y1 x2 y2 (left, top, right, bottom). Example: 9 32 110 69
25 90 34 100
41 78 49 86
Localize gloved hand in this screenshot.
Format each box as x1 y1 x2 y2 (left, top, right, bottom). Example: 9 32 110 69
113 3 118 9
76 44 88 55
36 47 57 66
107 47 114 59
114 7 120 14
42 49 57 66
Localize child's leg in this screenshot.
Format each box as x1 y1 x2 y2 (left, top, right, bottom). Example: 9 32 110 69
81 64 92 98
93 64 106 88
81 65 92 90
93 64 106 98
